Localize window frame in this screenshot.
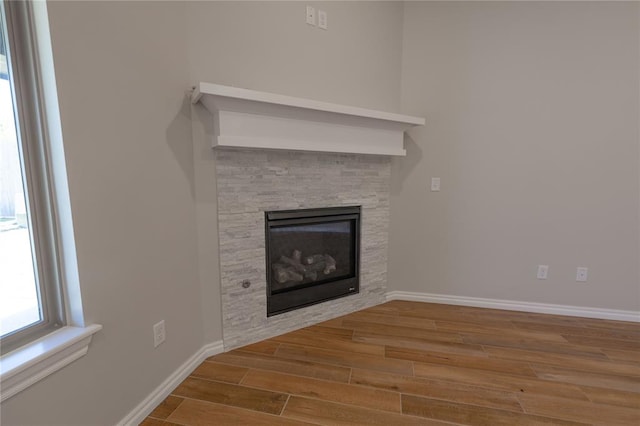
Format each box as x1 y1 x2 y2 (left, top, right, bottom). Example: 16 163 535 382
0 0 100 403
0 0 66 353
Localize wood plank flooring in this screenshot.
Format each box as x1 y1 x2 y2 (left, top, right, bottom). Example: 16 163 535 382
140 301 640 425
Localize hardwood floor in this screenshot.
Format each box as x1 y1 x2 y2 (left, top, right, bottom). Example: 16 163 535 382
140 301 640 425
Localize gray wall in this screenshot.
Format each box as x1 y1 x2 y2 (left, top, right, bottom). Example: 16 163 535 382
389 2 640 311
0 2 405 425
0 2 202 425
187 1 404 112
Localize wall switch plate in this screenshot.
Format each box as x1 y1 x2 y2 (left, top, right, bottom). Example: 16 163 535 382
306 6 316 26
153 320 166 348
318 10 327 29
537 265 549 280
431 177 441 191
576 267 588 282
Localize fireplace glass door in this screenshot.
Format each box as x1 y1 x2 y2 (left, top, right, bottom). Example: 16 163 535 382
265 206 360 316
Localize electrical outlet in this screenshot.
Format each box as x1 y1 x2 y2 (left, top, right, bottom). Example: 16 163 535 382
431 177 441 192
153 320 166 348
537 265 549 280
318 10 328 30
576 267 588 282
306 6 316 26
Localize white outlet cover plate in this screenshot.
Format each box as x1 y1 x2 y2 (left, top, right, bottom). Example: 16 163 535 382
537 265 549 280
153 320 166 348
576 267 588 282
318 10 327 29
306 6 316 26
431 177 441 191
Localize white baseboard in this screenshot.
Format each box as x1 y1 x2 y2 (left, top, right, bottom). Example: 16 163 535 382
202 340 225 359
386 291 640 323
117 340 224 426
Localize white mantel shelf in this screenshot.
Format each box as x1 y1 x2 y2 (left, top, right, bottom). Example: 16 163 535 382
191 82 425 156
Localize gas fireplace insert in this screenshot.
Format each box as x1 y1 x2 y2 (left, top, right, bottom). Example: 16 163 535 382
265 206 360 316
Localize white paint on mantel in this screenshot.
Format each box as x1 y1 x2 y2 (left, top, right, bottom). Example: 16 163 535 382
191 82 425 156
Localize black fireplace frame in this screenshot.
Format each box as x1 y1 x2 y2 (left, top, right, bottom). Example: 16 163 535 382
265 206 361 316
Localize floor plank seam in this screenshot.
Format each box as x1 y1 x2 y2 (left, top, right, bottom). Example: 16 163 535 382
176 375 295 401
170 397 189 421
243 365 407 401
167 394 304 423
238 367 251 385
202 356 352 382
513 393 528 414
289 394 408 417
279 394 291 416
279 389 403 415
162 420 188 426
399 389 527 414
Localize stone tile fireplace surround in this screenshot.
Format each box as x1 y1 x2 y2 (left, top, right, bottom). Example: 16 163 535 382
192 83 424 349
216 148 391 349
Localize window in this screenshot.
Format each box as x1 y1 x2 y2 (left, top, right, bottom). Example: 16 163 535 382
0 0 65 354
0 1 100 402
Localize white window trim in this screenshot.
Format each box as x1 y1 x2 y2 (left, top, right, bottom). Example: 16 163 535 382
0 0 100 401
0 324 101 402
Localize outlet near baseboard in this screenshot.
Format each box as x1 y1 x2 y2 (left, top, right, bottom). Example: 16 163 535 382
153 320 166 348
576 267 588 282
537 265 549 280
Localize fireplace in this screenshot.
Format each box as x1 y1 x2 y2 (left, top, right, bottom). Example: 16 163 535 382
265 206 360 316
192 83 421 348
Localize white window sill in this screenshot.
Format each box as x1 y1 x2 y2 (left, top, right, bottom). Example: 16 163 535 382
0 324 102 402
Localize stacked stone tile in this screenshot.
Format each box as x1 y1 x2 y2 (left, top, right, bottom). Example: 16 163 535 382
216 148 391 349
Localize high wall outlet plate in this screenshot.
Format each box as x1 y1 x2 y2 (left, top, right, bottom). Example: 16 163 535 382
318 10 327 30
431 177 441 191
306 6 316 26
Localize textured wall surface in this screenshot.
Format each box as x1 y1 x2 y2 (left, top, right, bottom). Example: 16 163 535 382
215 148 390 349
